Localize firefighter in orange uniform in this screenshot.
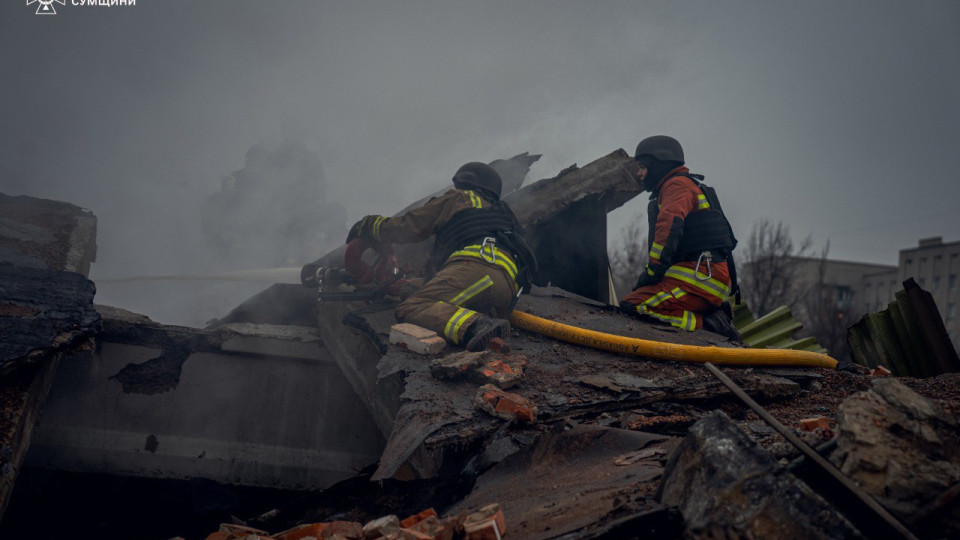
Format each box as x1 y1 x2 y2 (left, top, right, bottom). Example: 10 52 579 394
347 162 537 351
620 136 741 340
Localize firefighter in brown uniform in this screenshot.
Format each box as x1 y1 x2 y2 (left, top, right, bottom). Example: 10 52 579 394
347 162 537 351
621 135 741 340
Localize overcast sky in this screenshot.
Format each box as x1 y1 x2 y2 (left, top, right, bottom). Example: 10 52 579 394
2 1 958 325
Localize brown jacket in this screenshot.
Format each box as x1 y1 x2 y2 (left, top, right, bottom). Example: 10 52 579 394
374 188 491 245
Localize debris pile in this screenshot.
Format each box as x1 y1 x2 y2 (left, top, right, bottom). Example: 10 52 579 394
832 378 960 536
200 503 505 540
658 411 861 540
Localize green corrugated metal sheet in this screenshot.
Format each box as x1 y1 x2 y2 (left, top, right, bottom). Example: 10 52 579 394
732 302 828 355
847 279 959 377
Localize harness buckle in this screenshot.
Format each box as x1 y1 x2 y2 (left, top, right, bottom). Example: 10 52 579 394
694 251 713 281
480 237 497 263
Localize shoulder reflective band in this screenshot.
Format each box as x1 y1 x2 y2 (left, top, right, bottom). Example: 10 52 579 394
697 193 710 210
465 190 483 208
371 215 386 241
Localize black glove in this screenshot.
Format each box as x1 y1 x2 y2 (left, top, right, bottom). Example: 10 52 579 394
345 215 383 244
632 263 667 290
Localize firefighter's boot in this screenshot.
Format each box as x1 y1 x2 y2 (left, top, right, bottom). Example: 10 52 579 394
464 316 510 352
702 307 742 344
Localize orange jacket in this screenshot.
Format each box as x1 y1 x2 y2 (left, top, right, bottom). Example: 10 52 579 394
648 166 701 267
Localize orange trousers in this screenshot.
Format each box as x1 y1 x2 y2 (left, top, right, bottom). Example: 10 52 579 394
620 261 729 331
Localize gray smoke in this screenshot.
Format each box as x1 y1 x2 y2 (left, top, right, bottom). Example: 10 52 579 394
201 140 346 269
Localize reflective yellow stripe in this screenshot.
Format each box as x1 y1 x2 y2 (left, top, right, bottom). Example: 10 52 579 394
697 194 710 210
646 265 655 276
371 215 385 241
641 291 672 308
649 242 664 262
638 305 697 332
449 245 518 281
637 305 684 325
665 266 730 300
466 190 483 208
682 311 696 331
450 276 493 306
444 306 476 343
671 287 686 299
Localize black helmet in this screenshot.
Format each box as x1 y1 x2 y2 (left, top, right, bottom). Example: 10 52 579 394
634 135 684 164
452 162 502 200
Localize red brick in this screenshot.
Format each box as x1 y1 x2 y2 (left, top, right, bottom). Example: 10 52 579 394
276 523 329 540
322 521 364 538
463 504 506 540
398 529 433 540
800 417 830 432
217 524 274 539
870 365 892 377
399 508 438 529
474 384 537 423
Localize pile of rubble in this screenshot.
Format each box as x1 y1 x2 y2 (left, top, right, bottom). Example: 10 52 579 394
200 503 505 540
188 311 959 540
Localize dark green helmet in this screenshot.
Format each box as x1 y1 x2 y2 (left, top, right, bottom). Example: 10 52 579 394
634 135 685 164
452 162 502 200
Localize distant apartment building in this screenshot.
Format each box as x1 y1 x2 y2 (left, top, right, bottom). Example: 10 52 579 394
817 236 959 350
790 258 897 316
742 236 960 355
896 237 960 345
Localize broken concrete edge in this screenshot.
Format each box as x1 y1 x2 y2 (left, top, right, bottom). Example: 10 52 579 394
0 326 99 379
0 193 98 276
316 300 399 438
505 149 639 227
1 265 101 376
63 212 97 277
0 346 92 520
96 304 323 352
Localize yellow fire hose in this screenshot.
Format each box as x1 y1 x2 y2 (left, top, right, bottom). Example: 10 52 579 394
510 310 838 369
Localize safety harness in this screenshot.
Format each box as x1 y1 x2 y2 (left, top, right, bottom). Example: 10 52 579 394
648 173 740 301
429 199 538 289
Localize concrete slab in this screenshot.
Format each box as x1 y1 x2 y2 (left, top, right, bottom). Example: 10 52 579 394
28 340 385 490
0 193 100 521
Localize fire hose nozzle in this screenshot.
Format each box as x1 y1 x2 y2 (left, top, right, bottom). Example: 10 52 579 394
300 264 348 289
